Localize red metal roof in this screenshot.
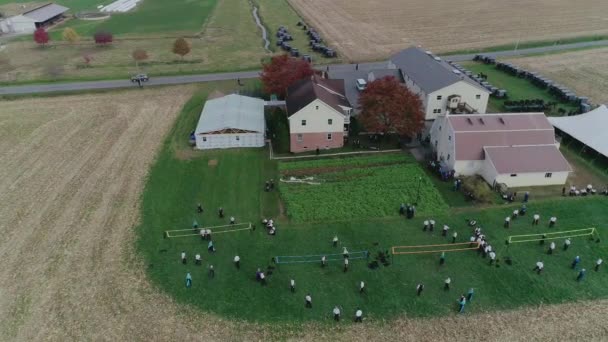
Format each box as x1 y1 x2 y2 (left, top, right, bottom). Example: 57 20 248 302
454 130 556 160
485 145 572 174
449 113 553 132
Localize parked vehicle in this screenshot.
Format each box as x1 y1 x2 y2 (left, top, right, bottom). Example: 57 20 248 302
131 74 149 82
355 78 367 91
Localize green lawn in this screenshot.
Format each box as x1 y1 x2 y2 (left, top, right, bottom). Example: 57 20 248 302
137 90 608 324
462 62 579 116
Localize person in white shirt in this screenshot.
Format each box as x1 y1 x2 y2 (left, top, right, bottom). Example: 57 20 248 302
429 219 435 231
333 306 341 321
442 225 450 237
321 255 327 268
343 258 349 272
548 242 556 254
532 214 540 225
512 209 519 218
354 308 363 322
359 281 365 294
563 238 571 250
452 231 458 243
504 216 510 228
259 272 266 285
195 254 201 265
305 294 312 308
200 229 206 240
533 261 544 274
423 220 429 231
234 255 240 269
444 277 451 290
343 247 349 259
489 251 496 265
549 216 557 227
596 258 603 272
230 216 236 224
290 279 296 293
333 235 339 247
181 251 187 264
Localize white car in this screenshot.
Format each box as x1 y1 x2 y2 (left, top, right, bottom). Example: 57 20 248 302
355 78 367 91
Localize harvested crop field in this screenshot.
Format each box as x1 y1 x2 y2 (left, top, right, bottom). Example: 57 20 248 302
504 48 608 105
288 0 608 61
1 87 608 341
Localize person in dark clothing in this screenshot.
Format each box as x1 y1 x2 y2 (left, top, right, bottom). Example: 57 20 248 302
416 283 424 296
197 203 203 213
218 207 224 218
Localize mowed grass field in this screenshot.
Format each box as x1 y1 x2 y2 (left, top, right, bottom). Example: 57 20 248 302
137 90 608 323
288 0 608 61
0 0 270 82
461 62 579 115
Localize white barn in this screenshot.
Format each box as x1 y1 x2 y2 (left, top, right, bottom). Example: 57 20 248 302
195 94 266 149
430 112 571 187
389 47 490 120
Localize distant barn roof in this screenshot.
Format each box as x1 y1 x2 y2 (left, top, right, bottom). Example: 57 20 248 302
286 75 351 116
23 3 69 22
195 94 265 134
390 47 489 94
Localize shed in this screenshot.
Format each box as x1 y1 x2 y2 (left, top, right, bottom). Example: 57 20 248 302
195 94 266 149
0 3 68 34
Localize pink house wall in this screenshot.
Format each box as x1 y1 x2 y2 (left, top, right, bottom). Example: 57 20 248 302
290 132 344 153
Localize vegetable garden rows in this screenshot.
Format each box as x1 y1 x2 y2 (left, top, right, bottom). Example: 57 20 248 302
279 155 447 222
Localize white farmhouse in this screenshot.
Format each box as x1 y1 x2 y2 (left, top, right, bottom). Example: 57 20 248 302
430 112 571 187
389 47 490 120
286 75 352 153
194 94 266 149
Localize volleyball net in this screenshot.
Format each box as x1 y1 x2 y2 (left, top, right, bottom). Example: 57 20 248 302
391 241 480 255
507 227 599 244
164 222 252 238
275 250 369 264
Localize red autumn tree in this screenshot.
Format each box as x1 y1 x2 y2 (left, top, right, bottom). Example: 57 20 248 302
358 76 424 137
260 54 314 98
33 28 50 46
94 31 113 45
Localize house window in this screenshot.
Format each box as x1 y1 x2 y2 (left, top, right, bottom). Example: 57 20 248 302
328 119 333 125
476 94 481 99
301 120 307 126
545 173 552 178
315 105 319 110
448 135 451 141
447 154 451 160
510 174 517 177
297 134 303 142
435 140 438 147
439 126 442 131
327 133 332 140
236 136 240 141
433 109 441 114
436 95 442 100
202 137 207 142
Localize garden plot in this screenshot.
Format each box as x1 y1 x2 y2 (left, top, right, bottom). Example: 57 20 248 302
279 153 447 222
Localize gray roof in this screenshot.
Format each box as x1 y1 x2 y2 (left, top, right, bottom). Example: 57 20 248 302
328 68 403 114
195 94 265 134
23 3 69 22
390 47 489 94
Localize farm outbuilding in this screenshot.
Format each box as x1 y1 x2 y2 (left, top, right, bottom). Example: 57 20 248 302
548 105 608 159
195 94 266 150
0 3 69 34
430 112 572 187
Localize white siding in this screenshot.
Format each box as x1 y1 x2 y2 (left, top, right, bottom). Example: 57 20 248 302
289 99 345 134
494 171 569 187
479 157 499 186
0 15 36 33
196 133 264 149
453 160 484 176
426 81 489 120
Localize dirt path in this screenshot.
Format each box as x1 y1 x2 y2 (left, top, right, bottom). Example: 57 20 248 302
0 87 607 341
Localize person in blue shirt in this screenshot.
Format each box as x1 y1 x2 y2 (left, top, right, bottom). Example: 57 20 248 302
576 268 586 282
185 272 192 288
458 295 466 313
572 256 581 269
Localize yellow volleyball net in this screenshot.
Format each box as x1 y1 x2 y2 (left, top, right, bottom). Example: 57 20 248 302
507 227 599 244
164 222 252 238
392 241 480 255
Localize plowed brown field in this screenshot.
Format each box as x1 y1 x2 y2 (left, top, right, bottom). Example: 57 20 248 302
1 87 607 341
288 0 608 61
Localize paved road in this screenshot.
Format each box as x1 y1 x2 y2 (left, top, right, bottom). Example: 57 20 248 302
1 40 607 95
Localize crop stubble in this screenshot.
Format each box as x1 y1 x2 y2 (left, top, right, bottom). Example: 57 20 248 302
288 0 608 61
0 87 607 340
504 47 608 105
